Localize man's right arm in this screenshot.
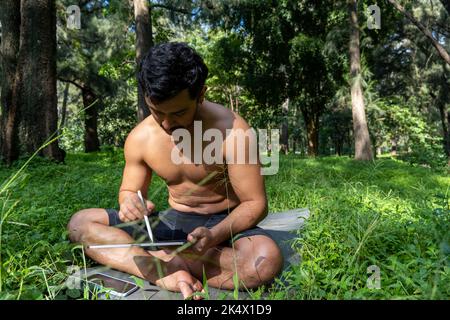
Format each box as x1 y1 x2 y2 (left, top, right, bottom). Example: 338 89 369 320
118 129 154 222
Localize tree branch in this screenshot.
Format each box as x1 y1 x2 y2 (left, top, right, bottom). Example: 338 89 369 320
387 0 450 66
58 77 86 91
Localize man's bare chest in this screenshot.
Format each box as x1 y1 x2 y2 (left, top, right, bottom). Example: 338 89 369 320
143 140 226 186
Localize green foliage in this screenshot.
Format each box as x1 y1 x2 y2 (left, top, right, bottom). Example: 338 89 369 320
98 96 137 147
263 155 449 299
59 120 85 153
369 98 447 168
0 149 170 299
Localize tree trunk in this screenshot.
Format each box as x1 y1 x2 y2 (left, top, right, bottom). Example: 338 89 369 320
437 92 450 158
390 136 398 156
388 0 450 66
304 113 319 157
0 0 21 164
336 141 343 156
59 82 70 130
348 0 373 161
1 0 65 164
280 98 289 154
229 93 234 112
447 111 450 167
82 87 100 152
135 0 153 122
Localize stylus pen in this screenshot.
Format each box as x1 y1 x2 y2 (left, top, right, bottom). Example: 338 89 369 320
87 242 186 249
137 190 154 243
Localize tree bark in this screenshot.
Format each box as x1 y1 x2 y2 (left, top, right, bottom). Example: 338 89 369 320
59 82 70 130
134 0 153 122
437 72 450 158
280 98 289 154
21 0 64 161
0 0 21 164
82 87 100 152
1 0 65 164
348 0 373 161
431 68 450 158
229 93 234 112
447 112 450 167
387 0 450 66
437 102 449 157
303 112 319 157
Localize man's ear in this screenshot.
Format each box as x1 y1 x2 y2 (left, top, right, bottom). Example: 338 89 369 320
198 86 207 103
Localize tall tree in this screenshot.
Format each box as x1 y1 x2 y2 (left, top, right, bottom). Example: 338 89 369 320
288 31 339 157
1 0 65 164
134 0 152 122
348 0 373 160
0 0 21 164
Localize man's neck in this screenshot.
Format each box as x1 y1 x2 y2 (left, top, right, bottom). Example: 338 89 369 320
186 101 206 134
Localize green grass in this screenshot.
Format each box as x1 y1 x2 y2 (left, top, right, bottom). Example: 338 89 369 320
0 150 448 299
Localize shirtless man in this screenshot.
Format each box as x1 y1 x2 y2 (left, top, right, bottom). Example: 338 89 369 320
67 42 283 299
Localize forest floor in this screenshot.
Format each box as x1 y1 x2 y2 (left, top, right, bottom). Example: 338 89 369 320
0 149 448 299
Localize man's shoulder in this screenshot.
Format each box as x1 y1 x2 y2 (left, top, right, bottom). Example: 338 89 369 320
204 101 250 131
128 116 157 140
124 117 156 154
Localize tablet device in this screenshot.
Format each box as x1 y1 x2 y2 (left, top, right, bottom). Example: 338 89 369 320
85 273 138 298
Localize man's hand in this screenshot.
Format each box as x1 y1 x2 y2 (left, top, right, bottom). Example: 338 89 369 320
187 227 215 256
119 192 155 222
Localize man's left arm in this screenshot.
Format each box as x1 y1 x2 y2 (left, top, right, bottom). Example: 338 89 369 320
187 116 268 253
209 161 268 246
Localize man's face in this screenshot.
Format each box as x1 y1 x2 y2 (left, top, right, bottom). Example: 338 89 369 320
145 88 205 135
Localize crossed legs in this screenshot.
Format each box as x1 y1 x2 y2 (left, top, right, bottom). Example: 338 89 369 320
67 208 283 298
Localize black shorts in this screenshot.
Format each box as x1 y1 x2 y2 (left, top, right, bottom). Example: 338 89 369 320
105 207 272 247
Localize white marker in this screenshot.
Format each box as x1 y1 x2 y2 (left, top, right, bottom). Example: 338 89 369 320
137 190 154 243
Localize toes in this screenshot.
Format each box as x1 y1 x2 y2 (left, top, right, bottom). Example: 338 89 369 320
192 280 204 300
178 281 195 300
178 280 204 300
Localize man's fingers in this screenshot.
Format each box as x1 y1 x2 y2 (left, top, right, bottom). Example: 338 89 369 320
118 210 126 222
187 233 197 243
145 200 155 213
118 211 129 222
124 204 141 221
130 196 146 216
188 227 205 239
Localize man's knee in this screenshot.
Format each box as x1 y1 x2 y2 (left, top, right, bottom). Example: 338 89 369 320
67 208 107 243
237 237 283 288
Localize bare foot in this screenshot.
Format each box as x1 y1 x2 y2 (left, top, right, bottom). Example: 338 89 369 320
156 269 204 300
145 252 204 300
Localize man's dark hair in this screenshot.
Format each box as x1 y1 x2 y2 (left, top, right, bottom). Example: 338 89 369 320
138 42 209 103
